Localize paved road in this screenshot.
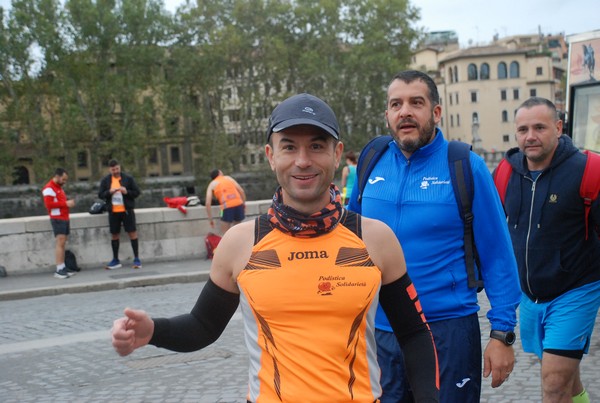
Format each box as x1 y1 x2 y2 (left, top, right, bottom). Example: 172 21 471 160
1 280 599 402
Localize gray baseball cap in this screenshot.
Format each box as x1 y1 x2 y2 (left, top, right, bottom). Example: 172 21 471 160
266 93 340 141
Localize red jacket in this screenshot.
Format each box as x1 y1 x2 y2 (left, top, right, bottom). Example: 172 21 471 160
42 179 69 220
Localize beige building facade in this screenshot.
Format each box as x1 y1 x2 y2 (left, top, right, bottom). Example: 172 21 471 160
411 32 567 154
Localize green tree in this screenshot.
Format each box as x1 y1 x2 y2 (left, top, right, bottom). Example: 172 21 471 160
1 0 423 189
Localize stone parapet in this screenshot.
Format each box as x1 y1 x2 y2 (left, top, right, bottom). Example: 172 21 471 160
0 200 272 276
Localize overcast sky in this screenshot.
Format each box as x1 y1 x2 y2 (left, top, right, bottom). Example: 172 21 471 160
413 0 599 47
1 0 598 47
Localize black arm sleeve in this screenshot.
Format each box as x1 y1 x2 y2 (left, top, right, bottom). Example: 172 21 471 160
149 278 240 352
380 273 439 403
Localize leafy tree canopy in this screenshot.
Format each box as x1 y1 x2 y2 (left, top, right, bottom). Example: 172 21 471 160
0 0 423 185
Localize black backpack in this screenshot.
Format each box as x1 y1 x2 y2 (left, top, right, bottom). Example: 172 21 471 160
354 135 483 291
89 200 107 214
65 250 81 272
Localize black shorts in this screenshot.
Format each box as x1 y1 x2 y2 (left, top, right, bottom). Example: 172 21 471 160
108 210 137 234
221 204 245 223
51 219 70 236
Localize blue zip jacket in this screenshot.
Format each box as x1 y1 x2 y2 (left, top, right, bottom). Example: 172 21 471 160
348 129 520 332
501 135 600 302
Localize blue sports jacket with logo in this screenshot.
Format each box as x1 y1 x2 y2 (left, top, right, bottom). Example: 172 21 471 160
348 129 520 332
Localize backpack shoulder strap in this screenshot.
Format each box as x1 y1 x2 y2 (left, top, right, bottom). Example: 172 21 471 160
493 158 513 204
356 135 393 204
581 150 600 240
448 141 474 219
448 141 483 290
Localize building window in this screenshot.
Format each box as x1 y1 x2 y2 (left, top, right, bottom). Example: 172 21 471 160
450 115 454 127
503 134 510 142
449 93 453 105
513 88 519 100
228 109 241 122
502 110 508 122
168 117 179 136
470 91 478 103
468 63 478 81
501 89 507 101
170 146 181 164
454 66 458 82
536 66 543 75
472 112 479 124
530 88 537 97
448 67 453 83
509 61 520 78
498 62 507 79
480 63 490 80
148 147 158 164
455 92 459 104
77 151 88 168
457 114 460 127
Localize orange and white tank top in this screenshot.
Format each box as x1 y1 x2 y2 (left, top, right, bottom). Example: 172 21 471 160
237 212 382 402
212 176 243 210
110 176 126 213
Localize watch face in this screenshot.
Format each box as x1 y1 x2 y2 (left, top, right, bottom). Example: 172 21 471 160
491 330 516 345
505 331 516 345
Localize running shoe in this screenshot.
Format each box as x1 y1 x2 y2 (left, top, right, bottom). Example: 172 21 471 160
105 259 122 270
54 268 73 279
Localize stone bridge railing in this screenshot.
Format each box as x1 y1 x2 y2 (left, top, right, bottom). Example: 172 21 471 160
0 200 272 277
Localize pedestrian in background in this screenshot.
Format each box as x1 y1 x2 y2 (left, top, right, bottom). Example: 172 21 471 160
42 168 76 279
494 97 600 403
204 169 246 235
348 70 521 402
340 150 357 204
98 159 142 270
112 93 439 402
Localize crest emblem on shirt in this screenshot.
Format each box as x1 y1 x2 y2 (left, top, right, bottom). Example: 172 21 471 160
549 194 558 203
317 281 334 296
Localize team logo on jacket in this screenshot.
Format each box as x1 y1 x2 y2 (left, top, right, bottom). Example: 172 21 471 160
420 176 450 190
368 176 385 184
549 194 558 203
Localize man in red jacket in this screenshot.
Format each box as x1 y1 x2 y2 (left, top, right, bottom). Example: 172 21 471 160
42 168 76 279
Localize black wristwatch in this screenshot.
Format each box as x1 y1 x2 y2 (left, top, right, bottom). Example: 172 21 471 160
490 330 516 346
